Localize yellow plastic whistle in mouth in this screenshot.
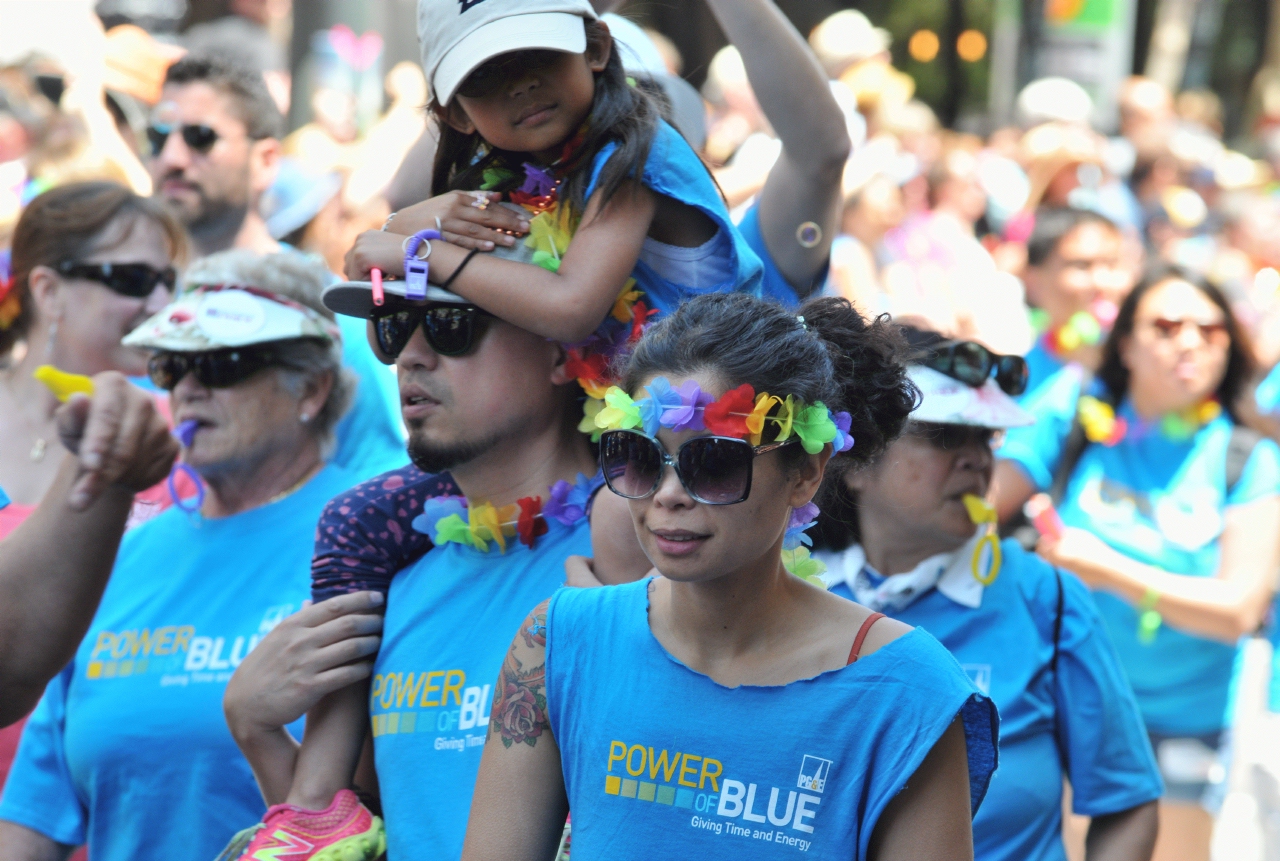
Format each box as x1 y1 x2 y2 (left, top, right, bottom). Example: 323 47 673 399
962 493 997 524
34 365 95 402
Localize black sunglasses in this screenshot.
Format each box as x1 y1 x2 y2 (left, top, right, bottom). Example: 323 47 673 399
600 429 797 506
148 346 281 391
456 50 564 100
147 123 219 157
907 422 1001 451
369 301 491 360
925 340 1028 397
58 261 177 299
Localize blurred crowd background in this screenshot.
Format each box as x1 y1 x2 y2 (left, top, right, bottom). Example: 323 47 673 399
7 0 1280 858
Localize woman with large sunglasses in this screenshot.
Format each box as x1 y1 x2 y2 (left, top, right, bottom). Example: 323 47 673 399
0 181 182 516
813 325 1162 861
0 250 366 861
462 293 998 861
994 266 1280 861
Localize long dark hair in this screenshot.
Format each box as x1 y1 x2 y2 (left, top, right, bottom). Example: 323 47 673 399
1096 264 1253 422
622 294 918 474
430 20 660 221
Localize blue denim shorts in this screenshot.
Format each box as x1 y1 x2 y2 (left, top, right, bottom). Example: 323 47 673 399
1148 728 1231 813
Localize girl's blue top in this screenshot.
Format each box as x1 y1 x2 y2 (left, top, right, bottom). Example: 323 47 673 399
826 540 1162 861
585 120 764 315
1000 367 1280 734
545 579 998 860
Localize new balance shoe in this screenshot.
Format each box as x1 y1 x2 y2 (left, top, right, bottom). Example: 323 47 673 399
237 789 385 861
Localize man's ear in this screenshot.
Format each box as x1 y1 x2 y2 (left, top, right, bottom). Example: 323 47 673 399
249 137 282 197
437 101 476 136
549 342 577 386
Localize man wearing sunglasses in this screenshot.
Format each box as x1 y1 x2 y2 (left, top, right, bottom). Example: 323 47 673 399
147 54 283 257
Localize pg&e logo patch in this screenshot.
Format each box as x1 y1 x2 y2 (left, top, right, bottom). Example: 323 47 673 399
797 755 832 793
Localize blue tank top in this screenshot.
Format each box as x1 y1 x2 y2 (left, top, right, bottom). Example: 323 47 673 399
585 121 764 316
545 580 998 860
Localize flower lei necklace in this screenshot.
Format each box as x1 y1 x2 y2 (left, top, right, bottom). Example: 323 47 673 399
472 128 654 404
414 473 602 553
588 376 856 584
1077 395 1222 446
1030 299 1118 355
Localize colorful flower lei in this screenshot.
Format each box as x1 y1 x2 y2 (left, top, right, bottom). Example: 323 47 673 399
412 473 603 553
1030 299 1118 355
1077 395 1221 446
588 377 856 455
0 250 19 331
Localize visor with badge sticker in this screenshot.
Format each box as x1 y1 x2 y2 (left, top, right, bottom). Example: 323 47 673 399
124 284 342 352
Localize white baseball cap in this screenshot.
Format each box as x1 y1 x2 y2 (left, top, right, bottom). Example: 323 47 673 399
418 0 598 106
124 285 340 352
907 365 1034 429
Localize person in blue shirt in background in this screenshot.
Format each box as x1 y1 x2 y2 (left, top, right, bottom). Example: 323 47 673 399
995 265 1280 861
0 252 372 861
1021 207 1136 401
814 324 1161 861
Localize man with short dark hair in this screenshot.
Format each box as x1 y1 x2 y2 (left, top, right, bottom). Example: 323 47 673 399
1022 206 1134 399
148 54 284 256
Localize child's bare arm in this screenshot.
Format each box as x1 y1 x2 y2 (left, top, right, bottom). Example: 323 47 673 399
347 180 657 344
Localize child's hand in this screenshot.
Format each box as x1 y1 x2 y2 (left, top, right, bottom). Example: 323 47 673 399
387 191 530 251
344 229 410 280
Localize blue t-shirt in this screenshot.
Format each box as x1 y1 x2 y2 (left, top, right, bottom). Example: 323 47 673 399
1021 339 1067 403
372 516 591 861
735 202 827 309
1000 368 1280 735
332 314 408 479
545 579 998 860
0 464 357 861
0 484 8 509
586 120 763 317
825 541 1162 861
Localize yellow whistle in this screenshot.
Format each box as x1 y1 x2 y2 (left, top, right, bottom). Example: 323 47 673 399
34 365 95 402
962 493 997 524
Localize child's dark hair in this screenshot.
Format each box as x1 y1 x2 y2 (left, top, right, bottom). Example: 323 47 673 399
431 20 659 220
1096 264 1253 421
621 293 918 473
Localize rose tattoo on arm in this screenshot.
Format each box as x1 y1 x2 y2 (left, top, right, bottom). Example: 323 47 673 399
491 602 551 748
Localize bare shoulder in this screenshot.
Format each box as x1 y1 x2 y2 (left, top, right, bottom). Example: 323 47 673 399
810 587 913 660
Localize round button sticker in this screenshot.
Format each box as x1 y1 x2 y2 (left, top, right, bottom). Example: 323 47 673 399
197 291 266 343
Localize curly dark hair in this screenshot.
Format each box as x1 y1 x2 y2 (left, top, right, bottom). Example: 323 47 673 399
621 293 918 476
1096 264 1253 421
430 19 661 221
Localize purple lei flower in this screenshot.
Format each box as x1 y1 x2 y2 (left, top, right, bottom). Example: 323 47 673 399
664 379 711 432
832 411 855 453
783 502 820 550
520 163 558 197
544 473 598 526
412 495 467 536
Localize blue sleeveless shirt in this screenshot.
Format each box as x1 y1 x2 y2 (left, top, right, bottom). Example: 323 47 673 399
545 580 998 860
585 121 764 316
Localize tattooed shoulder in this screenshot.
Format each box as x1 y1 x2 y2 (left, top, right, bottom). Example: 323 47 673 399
491 602 551 749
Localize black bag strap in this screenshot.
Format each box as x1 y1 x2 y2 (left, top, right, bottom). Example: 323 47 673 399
1051 568 1064 674
1225 424 1262 496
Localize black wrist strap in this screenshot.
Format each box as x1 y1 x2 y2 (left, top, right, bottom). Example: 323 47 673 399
441 249 480 291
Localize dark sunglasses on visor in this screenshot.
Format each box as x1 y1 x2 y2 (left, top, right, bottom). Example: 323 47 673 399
147 346 281 391
600 429 797 506
925 340 1028 397
58 261 177 298
147 123 219 157
456 49 564 100
369 301 491 359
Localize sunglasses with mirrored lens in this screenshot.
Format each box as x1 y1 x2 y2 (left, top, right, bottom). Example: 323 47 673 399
58 261 177 298
1147 317 1229 345
147 123 219 157
369 301 490 359
147 347 280 391
907 422 1001 451
599 429 797 506
925 340 1028 397
456 49 564 100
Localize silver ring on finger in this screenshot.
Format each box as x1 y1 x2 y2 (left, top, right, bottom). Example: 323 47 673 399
469 191 490 211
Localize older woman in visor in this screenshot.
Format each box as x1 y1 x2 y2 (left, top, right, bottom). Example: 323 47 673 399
813 325 1163 861
0 251 374 861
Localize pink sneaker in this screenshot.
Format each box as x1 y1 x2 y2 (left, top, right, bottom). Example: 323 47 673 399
237 789 385 861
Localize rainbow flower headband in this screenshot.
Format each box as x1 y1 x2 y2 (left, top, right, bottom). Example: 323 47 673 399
582 377 855 453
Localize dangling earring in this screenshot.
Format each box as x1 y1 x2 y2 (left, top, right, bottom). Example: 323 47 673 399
299 413 311 424
962 494 1002 586
45 319 58 359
